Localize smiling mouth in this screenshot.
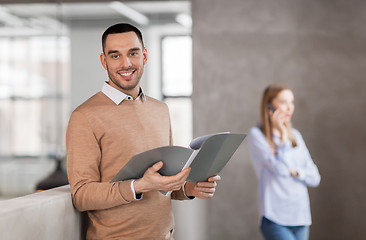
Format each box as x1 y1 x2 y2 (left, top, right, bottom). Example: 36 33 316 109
118 70 135 78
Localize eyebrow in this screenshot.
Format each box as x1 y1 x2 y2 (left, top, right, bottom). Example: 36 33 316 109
107 47 141 55
129 47 141 52
107 50 119 55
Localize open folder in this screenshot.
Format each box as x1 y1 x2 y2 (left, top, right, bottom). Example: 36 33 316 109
111 132 246 195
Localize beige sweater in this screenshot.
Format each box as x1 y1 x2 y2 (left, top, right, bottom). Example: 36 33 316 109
66 92 188 240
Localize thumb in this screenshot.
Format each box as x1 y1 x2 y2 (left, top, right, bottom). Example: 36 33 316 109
151 161 163 172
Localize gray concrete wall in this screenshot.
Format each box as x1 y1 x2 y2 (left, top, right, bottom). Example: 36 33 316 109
192 0 366 239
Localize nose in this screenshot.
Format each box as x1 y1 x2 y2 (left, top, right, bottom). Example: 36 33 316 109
288 103 294 112
120 56 132 69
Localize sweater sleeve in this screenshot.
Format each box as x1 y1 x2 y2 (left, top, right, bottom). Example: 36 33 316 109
171 188 189 200
66 111 140 212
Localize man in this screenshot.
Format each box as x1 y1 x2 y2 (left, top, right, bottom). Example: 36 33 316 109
66 23 220 240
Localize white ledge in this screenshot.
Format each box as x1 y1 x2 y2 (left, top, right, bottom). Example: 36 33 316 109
0 185 82 240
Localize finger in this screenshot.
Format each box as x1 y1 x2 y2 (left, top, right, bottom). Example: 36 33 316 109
162 180 186 191
269 110 273 118
161 184 182 192
173 167 191 181
196 181 217 188
208 175 221 182
196 191 215 199
150 161 163 172
160 168 190 187
195 186 216 194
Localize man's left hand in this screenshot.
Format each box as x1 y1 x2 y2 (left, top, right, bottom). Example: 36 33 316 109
184 175 221 199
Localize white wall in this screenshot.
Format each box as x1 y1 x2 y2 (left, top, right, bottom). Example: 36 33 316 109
69 22 110 112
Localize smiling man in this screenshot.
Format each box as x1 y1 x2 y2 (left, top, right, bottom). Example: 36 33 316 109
66 23 220 240
100 30 146 97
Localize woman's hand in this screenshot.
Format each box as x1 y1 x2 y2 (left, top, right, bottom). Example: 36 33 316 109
270 109 289 143
290 168 299 178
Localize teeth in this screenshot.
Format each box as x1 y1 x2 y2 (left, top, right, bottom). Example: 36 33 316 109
120 72 133 76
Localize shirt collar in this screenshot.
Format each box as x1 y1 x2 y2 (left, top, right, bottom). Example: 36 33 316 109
101 81 146 105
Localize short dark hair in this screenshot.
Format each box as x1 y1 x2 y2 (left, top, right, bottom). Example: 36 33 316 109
102 23 144 53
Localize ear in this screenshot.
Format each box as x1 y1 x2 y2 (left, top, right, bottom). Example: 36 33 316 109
143 47 148 65
100 53 107 70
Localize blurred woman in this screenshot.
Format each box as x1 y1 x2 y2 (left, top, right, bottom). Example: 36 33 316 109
247 83 321 240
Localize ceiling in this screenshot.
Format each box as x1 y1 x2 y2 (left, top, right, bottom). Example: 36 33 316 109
0 1 191 35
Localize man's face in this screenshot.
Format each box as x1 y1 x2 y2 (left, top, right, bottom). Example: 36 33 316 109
100 31 147 96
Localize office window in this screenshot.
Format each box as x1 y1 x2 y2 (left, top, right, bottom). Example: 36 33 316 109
0 36 69 157
162 36 192 146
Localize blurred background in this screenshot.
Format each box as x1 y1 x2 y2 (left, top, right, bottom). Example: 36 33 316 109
0 0 365 239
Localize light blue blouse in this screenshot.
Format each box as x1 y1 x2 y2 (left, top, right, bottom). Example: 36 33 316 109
247 126 321 226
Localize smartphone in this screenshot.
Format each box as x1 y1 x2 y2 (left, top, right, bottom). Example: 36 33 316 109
267 103 276 112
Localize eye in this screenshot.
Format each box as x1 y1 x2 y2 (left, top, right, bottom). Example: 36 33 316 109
111 54 120 59
130 52 138 57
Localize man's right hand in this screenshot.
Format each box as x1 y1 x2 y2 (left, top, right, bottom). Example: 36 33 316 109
133 161 191 194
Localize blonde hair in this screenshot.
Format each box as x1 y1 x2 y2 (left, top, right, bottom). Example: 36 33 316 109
260 83 297 148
